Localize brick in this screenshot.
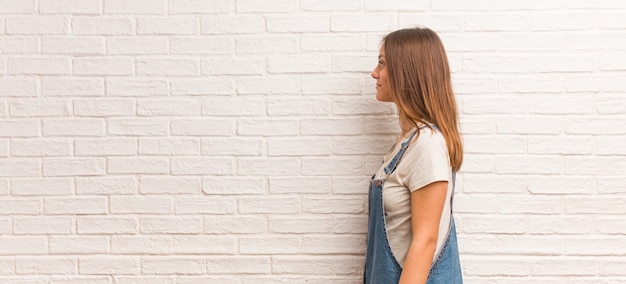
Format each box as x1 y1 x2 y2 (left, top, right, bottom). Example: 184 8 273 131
203 215 266 234
106 79 168 97
177 277 237 284
271 256 362 275
460 235 562 255
111 196 172 214
240 236 301 254
14 217 72 234
0 0 36 13
16 257 77 274
301 118 363 135
141 217 202 234
74 138 137 156
237 158 300 176
301 34 363 51
0 37 39 54
267 97 330 116
39 0 100 14
365 0 427 11
108 157 169 174
73 57 133 75
527 216 595 235
268 54 329 74
237 77 300 95
0 158 40 177
141 257 205 275
0 198 42 215
464 135 526 154
111 236 171 254
138 17 197 35
332 97 396 115
202 57 265 75
0 278 47 284
104 0 166 14
0 180 7 195
206 257 269 274
567 118 626 135
139 177 200 194
300 0 360 11
175 197 236 214
0 78 38 97
137 99 202 116
463 55 528 73
302 157 364 176
8 57 70 75
139 138 200 155
496 117 563 134
11 139 71 157
498 196 562 214
42 78 104 97
107 37 168 55
528 136 593 155
532 258 598 276
531 12 596 31
598 137 626 155
330 14 395 32
201 137 262 156
463 174 526 194
302 235 364 254
202 15 265 34
236 35 298 54
172 78 235 95
79 257 140 275
10 99 71 117
43 119 104 137
11 178 72 196
114 277 175 284
171 36 233 54
462 216 526 234
203 177 266 195
171 119 234 136
169 0 231 14
74 99 134 116
172 235 236 254
267 16 329 32
499 0 566 10
238 119 299 136
498 33 564 51
268 137 332 156
109 118 169 136
463 257 530 276
0 257 14 274
77 217 138 234
399 14 463 32
43 158 105 177
564 197 626 214
0 217 10 234
171 157 232 175
72 17 134 35
45 197 107 214
331 177 367 195
239 197 300 214
136 59 200 76
237 0 296 12
50 276 111 284
76 176 138 195
0 236 46 255
269 217 333 233
598 177 626 194
332 55 376 73
530 55 594 73
49 236 109 254
42 37 104 54
302 197 365 214
6 16 68 34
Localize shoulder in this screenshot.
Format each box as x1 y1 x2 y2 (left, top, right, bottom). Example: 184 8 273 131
409 127 448 156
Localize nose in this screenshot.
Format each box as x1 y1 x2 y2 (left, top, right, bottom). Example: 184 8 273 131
371 66 378 79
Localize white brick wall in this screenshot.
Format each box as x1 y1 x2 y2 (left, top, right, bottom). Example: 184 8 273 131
0 0 625 283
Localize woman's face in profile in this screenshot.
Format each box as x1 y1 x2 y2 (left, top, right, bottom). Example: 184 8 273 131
371 45 392 102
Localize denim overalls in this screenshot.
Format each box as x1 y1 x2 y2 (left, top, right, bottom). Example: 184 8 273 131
364 129 463 284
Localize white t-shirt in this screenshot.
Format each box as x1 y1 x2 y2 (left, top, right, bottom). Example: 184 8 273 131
374 125 454 267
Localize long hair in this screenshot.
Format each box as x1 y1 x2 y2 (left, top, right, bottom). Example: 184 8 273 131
383 27 463 171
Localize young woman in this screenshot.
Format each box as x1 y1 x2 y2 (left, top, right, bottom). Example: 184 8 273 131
364 27 463 284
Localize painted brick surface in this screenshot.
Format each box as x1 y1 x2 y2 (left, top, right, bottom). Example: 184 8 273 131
0 0 624 282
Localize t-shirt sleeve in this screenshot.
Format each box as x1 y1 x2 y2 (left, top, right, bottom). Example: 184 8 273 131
398 130 451 193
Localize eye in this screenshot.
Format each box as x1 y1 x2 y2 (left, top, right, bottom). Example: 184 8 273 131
378 60 384 66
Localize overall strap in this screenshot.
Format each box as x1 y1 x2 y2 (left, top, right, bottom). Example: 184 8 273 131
383 128 420 177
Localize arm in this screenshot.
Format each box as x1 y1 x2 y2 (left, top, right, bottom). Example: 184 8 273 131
398 181 448 284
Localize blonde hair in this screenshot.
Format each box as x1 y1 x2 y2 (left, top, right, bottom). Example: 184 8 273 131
383 27 463 171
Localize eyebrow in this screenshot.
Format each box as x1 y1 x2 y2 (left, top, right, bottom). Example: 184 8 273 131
378 55 385 59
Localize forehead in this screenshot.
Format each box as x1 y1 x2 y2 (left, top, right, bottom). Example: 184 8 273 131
378 45 385 56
